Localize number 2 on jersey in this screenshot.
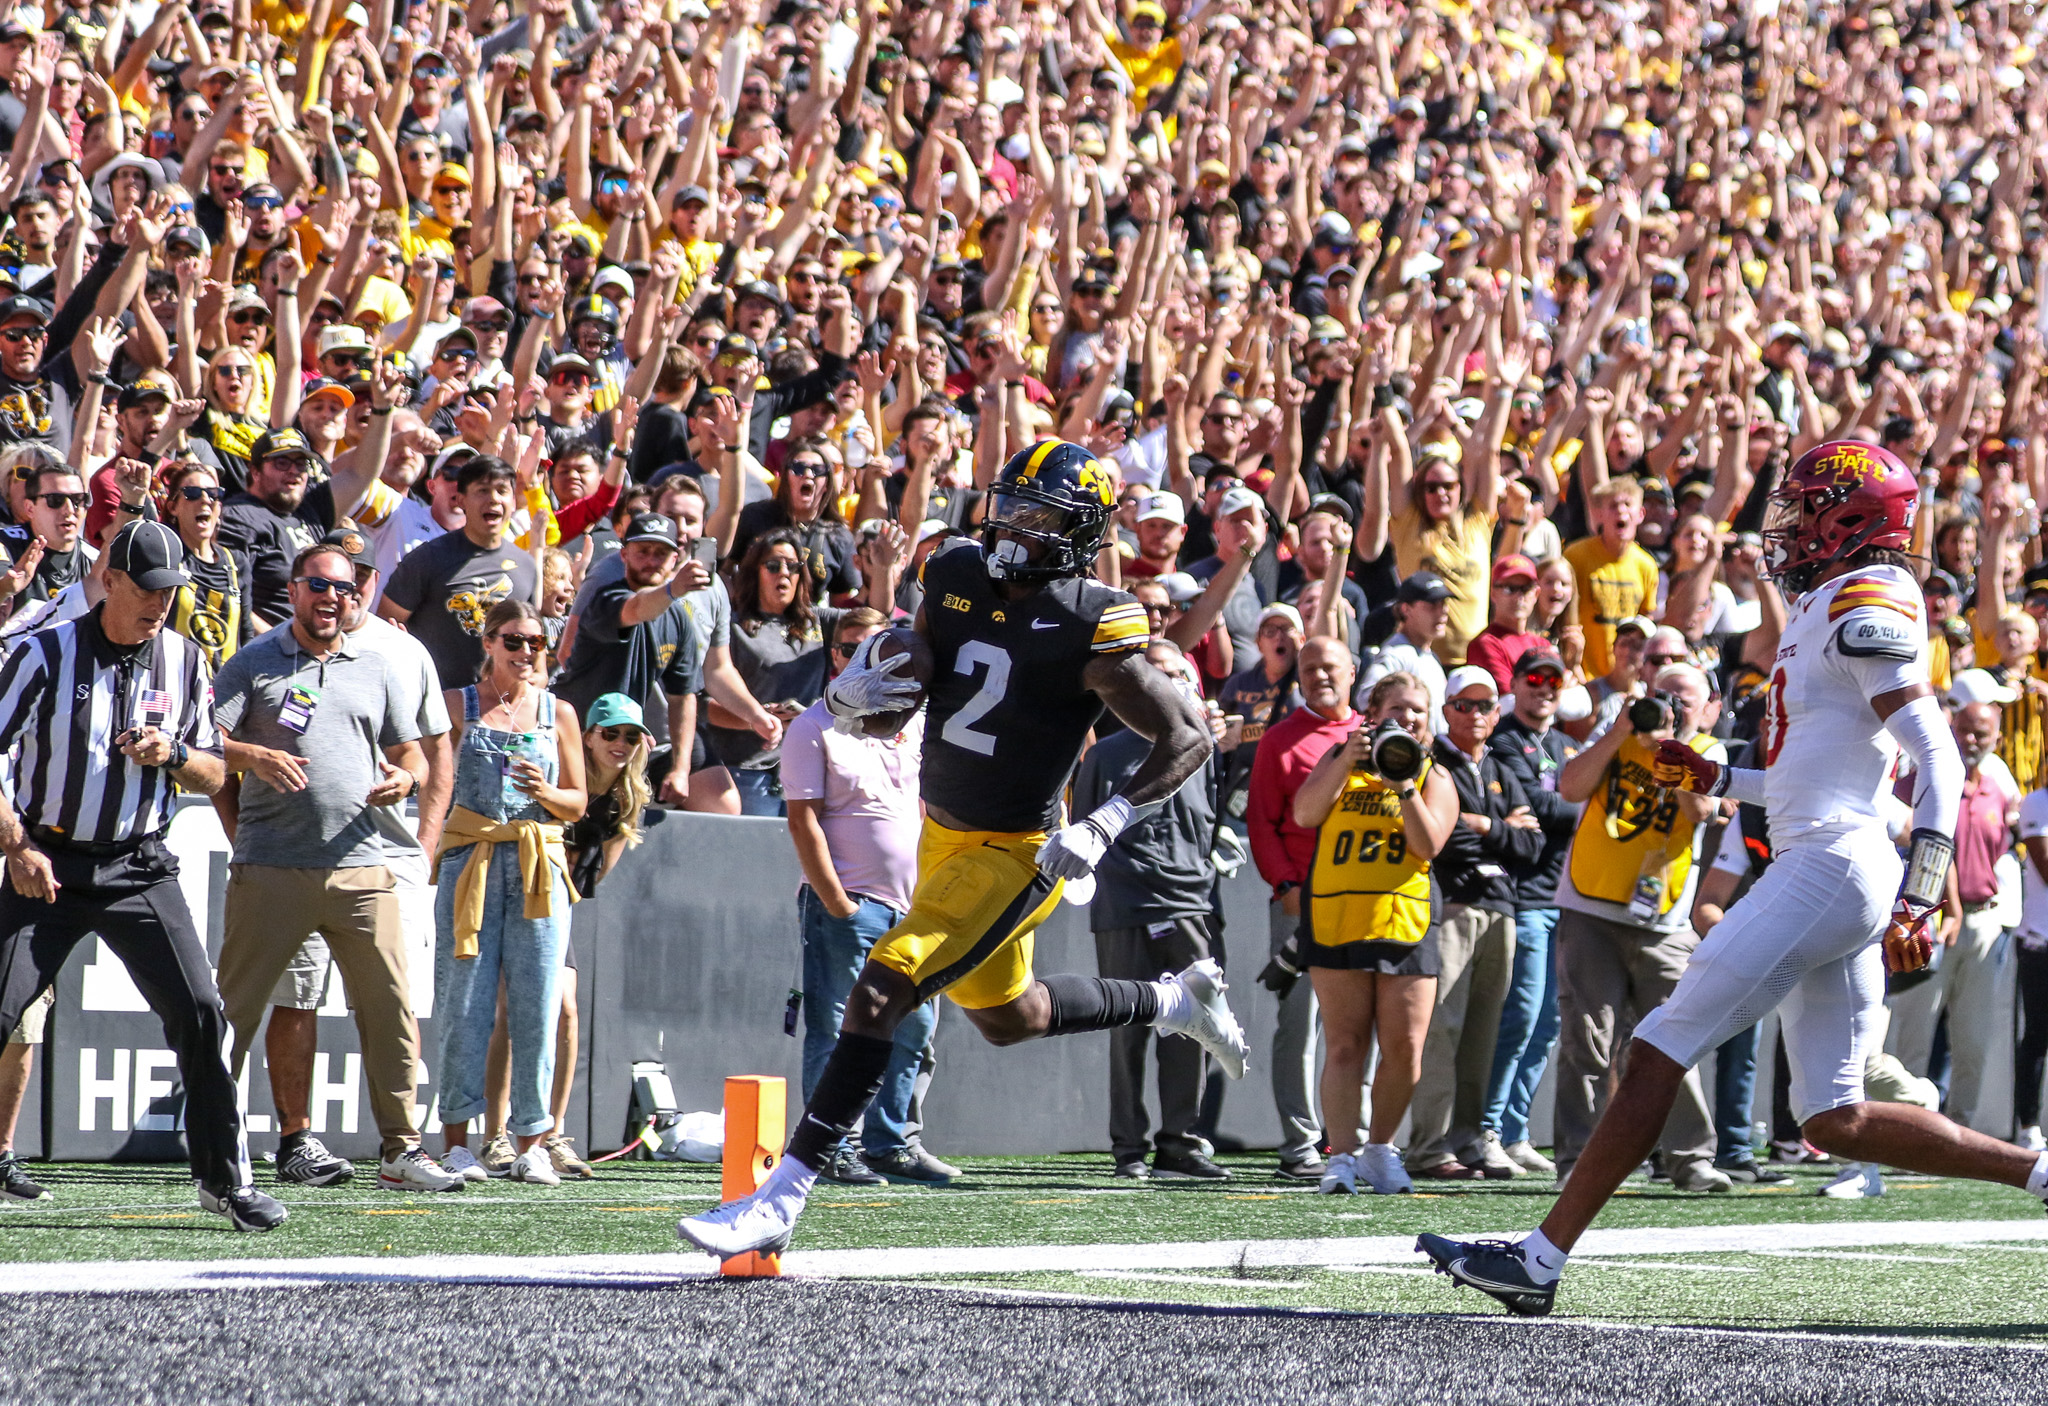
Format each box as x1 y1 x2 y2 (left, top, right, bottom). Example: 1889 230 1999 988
940 640 1012 756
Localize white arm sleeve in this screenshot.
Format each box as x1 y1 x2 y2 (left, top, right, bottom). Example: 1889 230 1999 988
1719 767 1766 806
1882 693 1963 838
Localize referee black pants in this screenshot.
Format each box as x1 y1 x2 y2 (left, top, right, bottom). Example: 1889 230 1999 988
0 835 250 1191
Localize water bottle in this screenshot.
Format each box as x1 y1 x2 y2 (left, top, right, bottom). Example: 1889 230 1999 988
501 732 537 810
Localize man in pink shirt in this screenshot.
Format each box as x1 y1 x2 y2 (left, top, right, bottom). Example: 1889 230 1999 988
781 607 956 1188
1464 553 1551 694
1245 636 1359 1179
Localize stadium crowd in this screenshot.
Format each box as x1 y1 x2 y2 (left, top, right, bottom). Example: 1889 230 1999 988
0 0 2045 1201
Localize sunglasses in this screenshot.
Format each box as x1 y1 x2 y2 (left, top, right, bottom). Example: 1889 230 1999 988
493 633 546 652
1646 653 1686 666
1521 670 1562 689
177 484 228 502
230 309 270 325
595 725 643 742
1494 579 1536 593
437 348 479 363
550 371 591 386
830 641 862 657
1076 287 1112 300
212 164 245 177
789 269 822 283
325 351 370 368
761 559 805 575
215 364 252 377
0 327 45 344
518 273 549 285
242 195 283 210
432 184 467 197
1446 697 1498 714
1422 479 1460 493
468 319 509 333
34 492 87 510
784 460 830 478
294 576 362 597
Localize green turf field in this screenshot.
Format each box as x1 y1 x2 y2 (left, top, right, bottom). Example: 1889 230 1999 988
5 1153 2047 1340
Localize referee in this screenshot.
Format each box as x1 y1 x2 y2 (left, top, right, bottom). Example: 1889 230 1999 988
0 521 286 1231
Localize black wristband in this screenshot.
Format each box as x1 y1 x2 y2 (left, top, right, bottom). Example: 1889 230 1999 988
167 740 189 772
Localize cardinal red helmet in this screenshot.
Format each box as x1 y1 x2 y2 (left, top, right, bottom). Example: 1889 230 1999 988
1761 439 1917 595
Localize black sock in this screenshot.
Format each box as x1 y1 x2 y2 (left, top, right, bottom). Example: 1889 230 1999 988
278 1130 306 1153
787 1032 894 1171
1041 974 1159 1035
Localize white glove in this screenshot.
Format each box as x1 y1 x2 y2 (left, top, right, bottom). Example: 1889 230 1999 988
1037 818 1111 881
823 634 922 719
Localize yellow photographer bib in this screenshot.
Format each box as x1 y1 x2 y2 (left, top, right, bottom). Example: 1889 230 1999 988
1304 760 1434 948
1567 733 1711 916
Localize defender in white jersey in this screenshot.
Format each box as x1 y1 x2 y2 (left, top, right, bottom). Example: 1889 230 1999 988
1420 440 2048 1316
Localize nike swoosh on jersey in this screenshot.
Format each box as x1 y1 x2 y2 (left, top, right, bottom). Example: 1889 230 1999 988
1032 619 1060 629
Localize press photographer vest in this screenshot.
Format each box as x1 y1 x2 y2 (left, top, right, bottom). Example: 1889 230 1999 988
1304 758 1435 947
1568 732 1714 918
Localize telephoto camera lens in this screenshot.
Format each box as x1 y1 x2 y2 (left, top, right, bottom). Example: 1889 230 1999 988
1367 719 1426 782
1629 693 1677 734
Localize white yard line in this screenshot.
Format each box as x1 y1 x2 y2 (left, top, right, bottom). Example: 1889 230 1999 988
1076 1270 1302 1291
1323 1264 1436 1277
1755 1249 1962 1264
8 1217 2048 1296
1571 1259 1763 1274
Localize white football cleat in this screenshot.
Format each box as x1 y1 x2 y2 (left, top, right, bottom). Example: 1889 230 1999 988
1817 1161 1884 1199
678 1187 802 1261
1156 959 1249 1080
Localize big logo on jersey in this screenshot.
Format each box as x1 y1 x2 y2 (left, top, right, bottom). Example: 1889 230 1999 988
448 578 513 637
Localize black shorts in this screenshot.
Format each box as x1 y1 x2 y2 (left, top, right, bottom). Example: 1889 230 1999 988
1299 927 1441 977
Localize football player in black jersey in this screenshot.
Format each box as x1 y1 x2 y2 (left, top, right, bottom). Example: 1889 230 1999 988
681 439 1250 1261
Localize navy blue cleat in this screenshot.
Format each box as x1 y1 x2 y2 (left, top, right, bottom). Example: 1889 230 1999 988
1416 1233 1557 1317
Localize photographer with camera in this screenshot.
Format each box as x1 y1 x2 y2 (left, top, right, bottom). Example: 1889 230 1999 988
1552 661 1728 1193
1288 671 1460 1195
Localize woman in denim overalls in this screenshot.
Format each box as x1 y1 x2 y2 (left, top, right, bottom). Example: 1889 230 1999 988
427 600 586 1186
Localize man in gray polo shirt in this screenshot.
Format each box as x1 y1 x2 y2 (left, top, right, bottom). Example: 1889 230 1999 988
211 540 462 1193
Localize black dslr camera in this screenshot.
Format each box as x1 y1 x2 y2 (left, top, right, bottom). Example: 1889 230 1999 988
1356 718 1426 782
1628 691 1685 735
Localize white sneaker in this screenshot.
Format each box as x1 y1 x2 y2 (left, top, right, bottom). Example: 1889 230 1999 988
1467 1130 1521 1180
1818 1161 1884 1199
2018 1126 2047 1153
378 1147 466 1193
1155 959 1249 1080
441 1146 489 1183
509 1145 561 1186
1318 1152 1357 1195
1503 1140 1556 1175
1358 1142 1413 1194
678 1186 802 1261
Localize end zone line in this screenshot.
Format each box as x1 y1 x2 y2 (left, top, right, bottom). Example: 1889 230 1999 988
7 1217 2048 1296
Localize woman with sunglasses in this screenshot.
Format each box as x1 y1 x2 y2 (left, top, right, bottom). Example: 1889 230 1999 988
191 347 268 493
711 525 901 816
427 599 587 1186
726 434 857 601
162 462 256 667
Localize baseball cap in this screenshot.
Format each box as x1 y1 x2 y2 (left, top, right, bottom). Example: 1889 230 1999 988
462 295 509 326
674 183 712 207
433 444 479 477
591 265 634 298
1136 493 1185 525
433 162 471 188
1491 552 1539 584
1923 568 1960 597
1156 571 1204 605
715 332 760 361
0 294 47 326
436 326 479 354
321 523 377 570
252 427 324 470
1948 668 2018 706
549 352 595 376
302 376 355 408
1512 646 1567 677
734 279 784 309
1614 614 1658 640
1216 485 1262 518
107 519 188 590
1257 602 1304 633
165 224 210 257
116 376 175 411
1763 320 1808 347
1396 572 1452 604
623 511 680 548
319 323 373 356
585 693 647 733
1445 664 1498 698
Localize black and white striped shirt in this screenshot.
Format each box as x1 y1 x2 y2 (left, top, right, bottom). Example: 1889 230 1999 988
0 605 220 844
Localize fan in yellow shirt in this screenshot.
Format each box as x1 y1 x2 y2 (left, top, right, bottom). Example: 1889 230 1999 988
1562 478 1660 679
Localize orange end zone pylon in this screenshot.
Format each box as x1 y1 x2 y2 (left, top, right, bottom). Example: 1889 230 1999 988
720 1074 787 1277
